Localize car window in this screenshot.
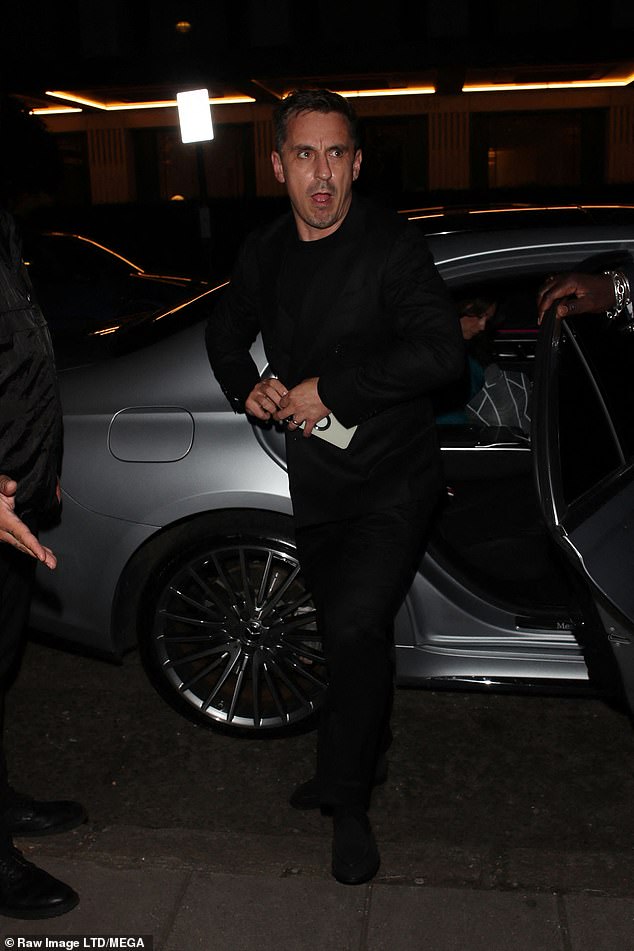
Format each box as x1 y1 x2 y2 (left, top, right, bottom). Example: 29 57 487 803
438 259 634 434
566 313 634 461
25 234 132 284
556 318 625 509
554 313 634 513
53 287 223 370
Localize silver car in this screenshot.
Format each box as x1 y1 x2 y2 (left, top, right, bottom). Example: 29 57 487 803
31 204 634 736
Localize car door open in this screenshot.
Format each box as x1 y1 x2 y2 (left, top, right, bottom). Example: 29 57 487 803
533 300 634 709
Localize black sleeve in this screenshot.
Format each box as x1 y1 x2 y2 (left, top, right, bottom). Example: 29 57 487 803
318 228 464 428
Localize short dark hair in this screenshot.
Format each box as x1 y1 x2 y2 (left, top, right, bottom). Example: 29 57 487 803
459 297 496 318
273 89 360 153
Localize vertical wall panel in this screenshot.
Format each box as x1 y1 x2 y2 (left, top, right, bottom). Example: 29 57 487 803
254 120 286 197
428 112 470 191
87 128 135 203
607 106 634 184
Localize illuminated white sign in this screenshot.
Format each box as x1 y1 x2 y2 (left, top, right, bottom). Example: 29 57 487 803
177 89 214 143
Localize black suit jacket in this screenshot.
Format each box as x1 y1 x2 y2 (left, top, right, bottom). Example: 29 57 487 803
206 197 463 525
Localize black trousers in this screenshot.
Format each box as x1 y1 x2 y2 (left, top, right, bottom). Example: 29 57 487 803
0 542 37 854
295 495 439 808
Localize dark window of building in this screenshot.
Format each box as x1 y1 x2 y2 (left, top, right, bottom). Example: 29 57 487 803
132 129 161 203
471 110 606 191
357 116 428 203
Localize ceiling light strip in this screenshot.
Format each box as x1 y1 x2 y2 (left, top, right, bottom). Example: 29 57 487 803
464 74 634 92
336 86 435 98
30 106 83 115
45 91 255 112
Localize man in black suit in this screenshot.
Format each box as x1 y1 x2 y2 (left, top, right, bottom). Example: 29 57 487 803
207 89 463 884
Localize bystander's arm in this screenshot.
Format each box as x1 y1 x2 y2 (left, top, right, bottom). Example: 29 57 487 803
0 474 57 568
537 257 634 324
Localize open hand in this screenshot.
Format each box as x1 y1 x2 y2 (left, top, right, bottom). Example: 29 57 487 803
0 475 57 569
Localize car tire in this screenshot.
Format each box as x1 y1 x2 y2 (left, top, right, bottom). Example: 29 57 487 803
138 511 327 736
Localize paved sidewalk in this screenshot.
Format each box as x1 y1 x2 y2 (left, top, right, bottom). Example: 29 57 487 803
1 827 633 951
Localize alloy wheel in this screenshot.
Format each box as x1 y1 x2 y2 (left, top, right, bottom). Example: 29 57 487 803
147 536 326 734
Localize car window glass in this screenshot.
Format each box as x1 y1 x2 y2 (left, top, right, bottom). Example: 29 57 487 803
556 319 624 508
27 235 129 284
564 313 634 464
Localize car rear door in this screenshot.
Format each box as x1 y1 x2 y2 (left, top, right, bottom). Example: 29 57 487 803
533 300 634 707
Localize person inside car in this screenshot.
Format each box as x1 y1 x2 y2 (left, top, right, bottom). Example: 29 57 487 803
435 297 531 434
435 296 496 424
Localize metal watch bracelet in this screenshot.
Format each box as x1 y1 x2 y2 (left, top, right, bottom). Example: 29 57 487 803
605 270 632 320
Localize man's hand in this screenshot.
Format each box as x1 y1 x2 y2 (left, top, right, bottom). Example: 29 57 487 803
0 475 57 569
245 377 290 421
274 378 331 438
537 273 616 325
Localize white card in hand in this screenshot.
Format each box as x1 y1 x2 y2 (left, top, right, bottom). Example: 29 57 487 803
299 414 357 449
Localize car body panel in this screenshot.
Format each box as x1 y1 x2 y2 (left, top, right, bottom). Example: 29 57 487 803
35 493 157 647
427 226 634 281
394 554 585 682
57 317 291 528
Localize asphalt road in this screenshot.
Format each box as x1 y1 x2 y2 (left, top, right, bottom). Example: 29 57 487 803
6 636 634 894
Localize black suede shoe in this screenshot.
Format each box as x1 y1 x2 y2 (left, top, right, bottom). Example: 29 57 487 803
331 808 380 886
289 755 389 810
0 848 79 919
4 798 87 837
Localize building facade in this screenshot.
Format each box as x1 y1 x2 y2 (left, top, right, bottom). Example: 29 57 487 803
38 84 634 208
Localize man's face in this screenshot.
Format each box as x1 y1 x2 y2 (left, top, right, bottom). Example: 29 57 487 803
271 110 362 241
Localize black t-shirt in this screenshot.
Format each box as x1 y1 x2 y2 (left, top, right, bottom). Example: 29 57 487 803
279 227 346 318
